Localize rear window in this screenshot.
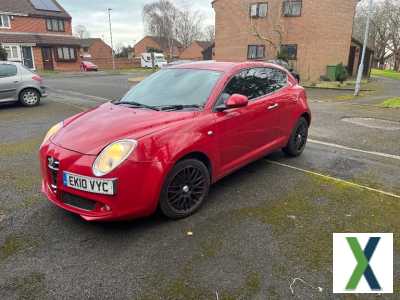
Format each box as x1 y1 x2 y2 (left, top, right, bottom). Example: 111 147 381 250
0 64 17 77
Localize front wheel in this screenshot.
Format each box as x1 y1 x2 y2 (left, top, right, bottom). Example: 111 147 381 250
159 159 210 219
19 88 40 106
283 117 309 157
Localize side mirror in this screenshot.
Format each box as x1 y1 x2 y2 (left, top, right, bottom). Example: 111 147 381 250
216 94 248 112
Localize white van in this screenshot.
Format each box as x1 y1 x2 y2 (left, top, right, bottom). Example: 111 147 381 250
140 53 168 68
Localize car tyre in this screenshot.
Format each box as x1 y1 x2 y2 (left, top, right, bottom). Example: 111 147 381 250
159 159 210 219
19 88 40 107
283 117 308 157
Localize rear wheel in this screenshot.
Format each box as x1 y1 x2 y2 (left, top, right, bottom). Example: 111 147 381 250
159 159 210 219
283 117 308 157
19 88 40 106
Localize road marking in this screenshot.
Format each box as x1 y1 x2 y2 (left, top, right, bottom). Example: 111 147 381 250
266 159 400 199
49 88 111 102
309 139 400 161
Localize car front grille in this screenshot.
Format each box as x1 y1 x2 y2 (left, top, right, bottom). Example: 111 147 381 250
61 192 96 211
47 156 60 193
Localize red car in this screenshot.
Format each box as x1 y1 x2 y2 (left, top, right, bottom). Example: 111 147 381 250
39 62 311 221
80 61 98 72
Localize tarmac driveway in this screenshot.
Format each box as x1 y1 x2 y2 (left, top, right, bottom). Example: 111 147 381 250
0 75 399 299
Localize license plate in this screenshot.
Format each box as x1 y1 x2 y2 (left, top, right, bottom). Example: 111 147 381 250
63 172 116 195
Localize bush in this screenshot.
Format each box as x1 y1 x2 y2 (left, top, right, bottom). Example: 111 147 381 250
0 44 7 60
335 63 348 83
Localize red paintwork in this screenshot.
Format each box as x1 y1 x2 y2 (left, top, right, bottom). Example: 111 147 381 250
39 61 311 221
81 61 98 71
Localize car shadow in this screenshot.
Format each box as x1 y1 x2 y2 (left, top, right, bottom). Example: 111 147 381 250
62 151 287 234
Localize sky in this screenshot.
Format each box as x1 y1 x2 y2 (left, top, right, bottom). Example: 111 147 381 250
58 0 215 48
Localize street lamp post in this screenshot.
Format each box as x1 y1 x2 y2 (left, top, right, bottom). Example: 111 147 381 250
354 0 373 96
108 8 116 71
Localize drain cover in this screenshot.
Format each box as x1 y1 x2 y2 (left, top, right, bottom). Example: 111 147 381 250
342 117 400 130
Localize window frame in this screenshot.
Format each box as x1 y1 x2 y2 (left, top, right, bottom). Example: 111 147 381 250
280 44 298 60
212 67 289 111
55 46 77 62
249 2 269 18
247 45 266 60
282 0 302 17
46 18 65 32
0 15 11 29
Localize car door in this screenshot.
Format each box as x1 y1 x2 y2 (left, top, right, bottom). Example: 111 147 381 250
213 68 279 175
0 64 19 102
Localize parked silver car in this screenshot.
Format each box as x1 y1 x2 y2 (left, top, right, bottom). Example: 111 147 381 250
0 61 47 106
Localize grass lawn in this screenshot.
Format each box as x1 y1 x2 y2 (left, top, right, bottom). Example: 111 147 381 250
371 68 400 80
380 97 400 108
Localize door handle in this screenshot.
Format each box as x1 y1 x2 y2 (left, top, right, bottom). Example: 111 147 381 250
267 103 279 110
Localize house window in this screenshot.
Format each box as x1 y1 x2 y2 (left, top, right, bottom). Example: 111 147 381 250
0 15 10 28
282 0 302 17
47 18 65 32
3 45 20 60
56 47 76 61
280 44 298 60
250 3 268 18
248 45 265 60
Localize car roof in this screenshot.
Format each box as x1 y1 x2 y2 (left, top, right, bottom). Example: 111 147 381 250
169 60 289 74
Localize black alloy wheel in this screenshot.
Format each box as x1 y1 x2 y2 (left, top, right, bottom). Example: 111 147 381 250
159 159 210 219
283 117 309 157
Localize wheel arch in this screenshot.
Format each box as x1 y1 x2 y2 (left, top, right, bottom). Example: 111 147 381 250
18 86 42 99
175 151 213 180
301 112 311 126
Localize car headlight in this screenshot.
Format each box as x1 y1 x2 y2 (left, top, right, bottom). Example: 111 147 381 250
92 139 137 177
42 122 63 144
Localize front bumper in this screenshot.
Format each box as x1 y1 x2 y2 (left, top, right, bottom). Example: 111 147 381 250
40 86 48 97
39 141 166 221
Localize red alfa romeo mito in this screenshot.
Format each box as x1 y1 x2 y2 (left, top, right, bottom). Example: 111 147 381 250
39 61 311 221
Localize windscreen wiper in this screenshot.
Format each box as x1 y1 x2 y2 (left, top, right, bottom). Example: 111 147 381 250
114 101 160 111
157 104 203 111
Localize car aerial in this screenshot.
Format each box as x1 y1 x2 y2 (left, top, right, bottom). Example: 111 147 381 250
0 61 47 106
80 61 98 72
39 61 311 221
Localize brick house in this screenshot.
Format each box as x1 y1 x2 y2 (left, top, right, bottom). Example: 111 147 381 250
133 36 183 59
179 41 214 60
80 38 112 60
0 0 81 71
213 0 362 82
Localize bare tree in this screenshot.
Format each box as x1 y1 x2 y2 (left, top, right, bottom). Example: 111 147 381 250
143 0 179 58
203 25 215 42
175 9 203 48
74 24 90 39
354 0 400 70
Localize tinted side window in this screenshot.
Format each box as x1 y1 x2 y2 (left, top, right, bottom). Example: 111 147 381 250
216 68 288 106
0 64 17 77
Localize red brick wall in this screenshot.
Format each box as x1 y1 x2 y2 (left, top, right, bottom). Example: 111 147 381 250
80 40 112 60
0 16 72 34
179 42 204 60
213 0 358 82
89 58 140 70
33 46 80 71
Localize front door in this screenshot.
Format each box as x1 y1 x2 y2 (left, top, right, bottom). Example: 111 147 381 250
22 46 34 69
41 47 54 70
